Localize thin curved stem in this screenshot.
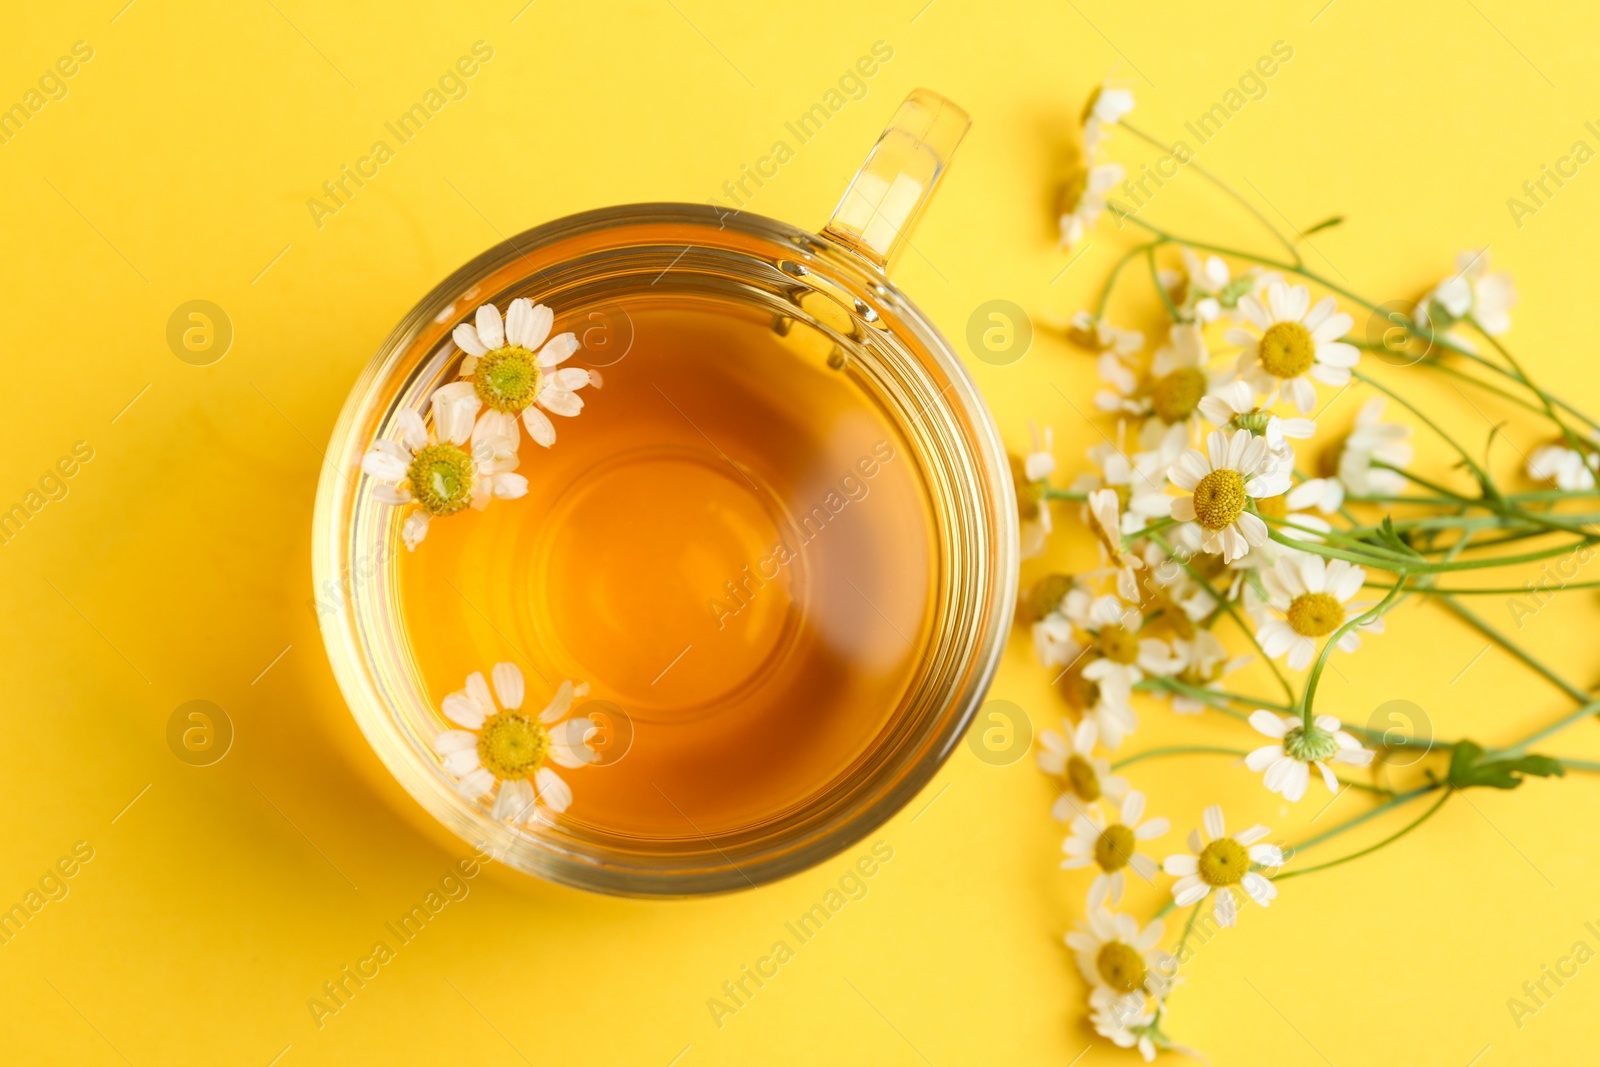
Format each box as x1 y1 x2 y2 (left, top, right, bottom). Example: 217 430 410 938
1301 581 1408 727
1274 788 1451 882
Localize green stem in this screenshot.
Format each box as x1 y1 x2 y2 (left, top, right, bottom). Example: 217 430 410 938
1354 369 1495 496
1112 745 1247 769
1147 532 1297 705
1119 120 1303 266
1434 595 1591 705
1172 902 1205 961
1274 789 1452 881
1495 699 1600 757
1366 577 1600 595
1269 529 1597 574
1468 315 1589 455
1148 244 1181 321
1289 784 1439 854
1094 240 1162 319
1301 581 1408 727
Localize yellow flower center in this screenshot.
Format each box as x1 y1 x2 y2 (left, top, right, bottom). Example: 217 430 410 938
1094 823 1137 872
1254 494 1288 520
1192 469 1248 530
473 345 542 413
1259 321 1315 379
1197 838 1249 887
1026 573 1075 622
1096 941 1148 995
1058 666 1101 712
1150 367 1208 424
1065 755 1101 802
406 443 476 515
476 711 550 781
1097 624 1140 665
1287 592 1344 637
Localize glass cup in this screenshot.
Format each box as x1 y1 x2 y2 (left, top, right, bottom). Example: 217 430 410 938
312 90 1018 895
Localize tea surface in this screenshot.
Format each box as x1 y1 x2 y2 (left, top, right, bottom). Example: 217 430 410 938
399 300 937 837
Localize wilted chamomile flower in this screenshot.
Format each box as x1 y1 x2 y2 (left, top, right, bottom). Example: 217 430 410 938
1037 718 1129 819
1227 282 1359 413
1061 790 1169 906
1166 630 1250 714
1163 805 1282 928
1097 324 1227 445
1247 710 1374 801
1075 594 1183 691
1166 246 1268 323
1055 656 1139 750
1074 440 1176 537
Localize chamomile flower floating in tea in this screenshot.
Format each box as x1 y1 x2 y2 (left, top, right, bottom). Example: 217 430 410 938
1167 428 1291 563
1226 281 1359 414
1066 907 1175 1001
432 663 596 818
1162 805 1281 928
452 298 592 448
1060 790 1169 906
360 382 527 550
1251 552 1377 670
1245 711 1374 802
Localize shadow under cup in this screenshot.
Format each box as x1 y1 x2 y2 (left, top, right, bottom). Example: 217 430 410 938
313 204 1017 896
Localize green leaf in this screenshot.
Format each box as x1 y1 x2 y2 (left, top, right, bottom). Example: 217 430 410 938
1374 516 1424 559
1446 739 1567 790
1301 215 1344 237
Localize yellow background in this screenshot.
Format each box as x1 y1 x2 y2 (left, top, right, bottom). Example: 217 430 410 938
4 1 1599 1064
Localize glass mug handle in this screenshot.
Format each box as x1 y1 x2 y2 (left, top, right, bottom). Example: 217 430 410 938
822 89 971 273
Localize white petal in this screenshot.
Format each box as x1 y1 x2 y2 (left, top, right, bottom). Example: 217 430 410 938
522 406 557 447
537 331 579 367
362 450 408 482
452 322 487 358
1163 854 1198 876
1213 886 1237 927
1202 804 1225 841
1249 710 1288 739
475 303 505 350
504 298 535 348
456 767 494 799
491 662 525 710
442 691 488 729
534 767 572 813
492 778 536 822
537 387 584 417
539 680 576 723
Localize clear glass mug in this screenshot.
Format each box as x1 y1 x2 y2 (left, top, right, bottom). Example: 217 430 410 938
312 90 1017 896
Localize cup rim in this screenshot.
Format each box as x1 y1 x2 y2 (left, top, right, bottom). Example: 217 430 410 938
312 202 1019 896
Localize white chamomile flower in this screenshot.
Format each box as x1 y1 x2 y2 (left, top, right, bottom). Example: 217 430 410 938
1032 606 1082 670
1089 988 1158 1062
1254 552 1379 669
1168 428 1292 563
1074 440 1177 537
1037 718 1129 819
1082 80 1135 152
1061 162 1123 249
433 664 597 818
1162 805 1282 928
361 382 527 551
1057 655 1140 750
454 298 592 449
1198 379 1316 468
1065 311 1144 357
1526 441 1598 492
1227 282 1360 413
1247 710 1374 801
1061 791 1169 905
1167 630 1251 714
1078 595 1183 690
1291 397 1415 513
1097 324 1227 440
1416 248 1517 338
1067 907 1175 1002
